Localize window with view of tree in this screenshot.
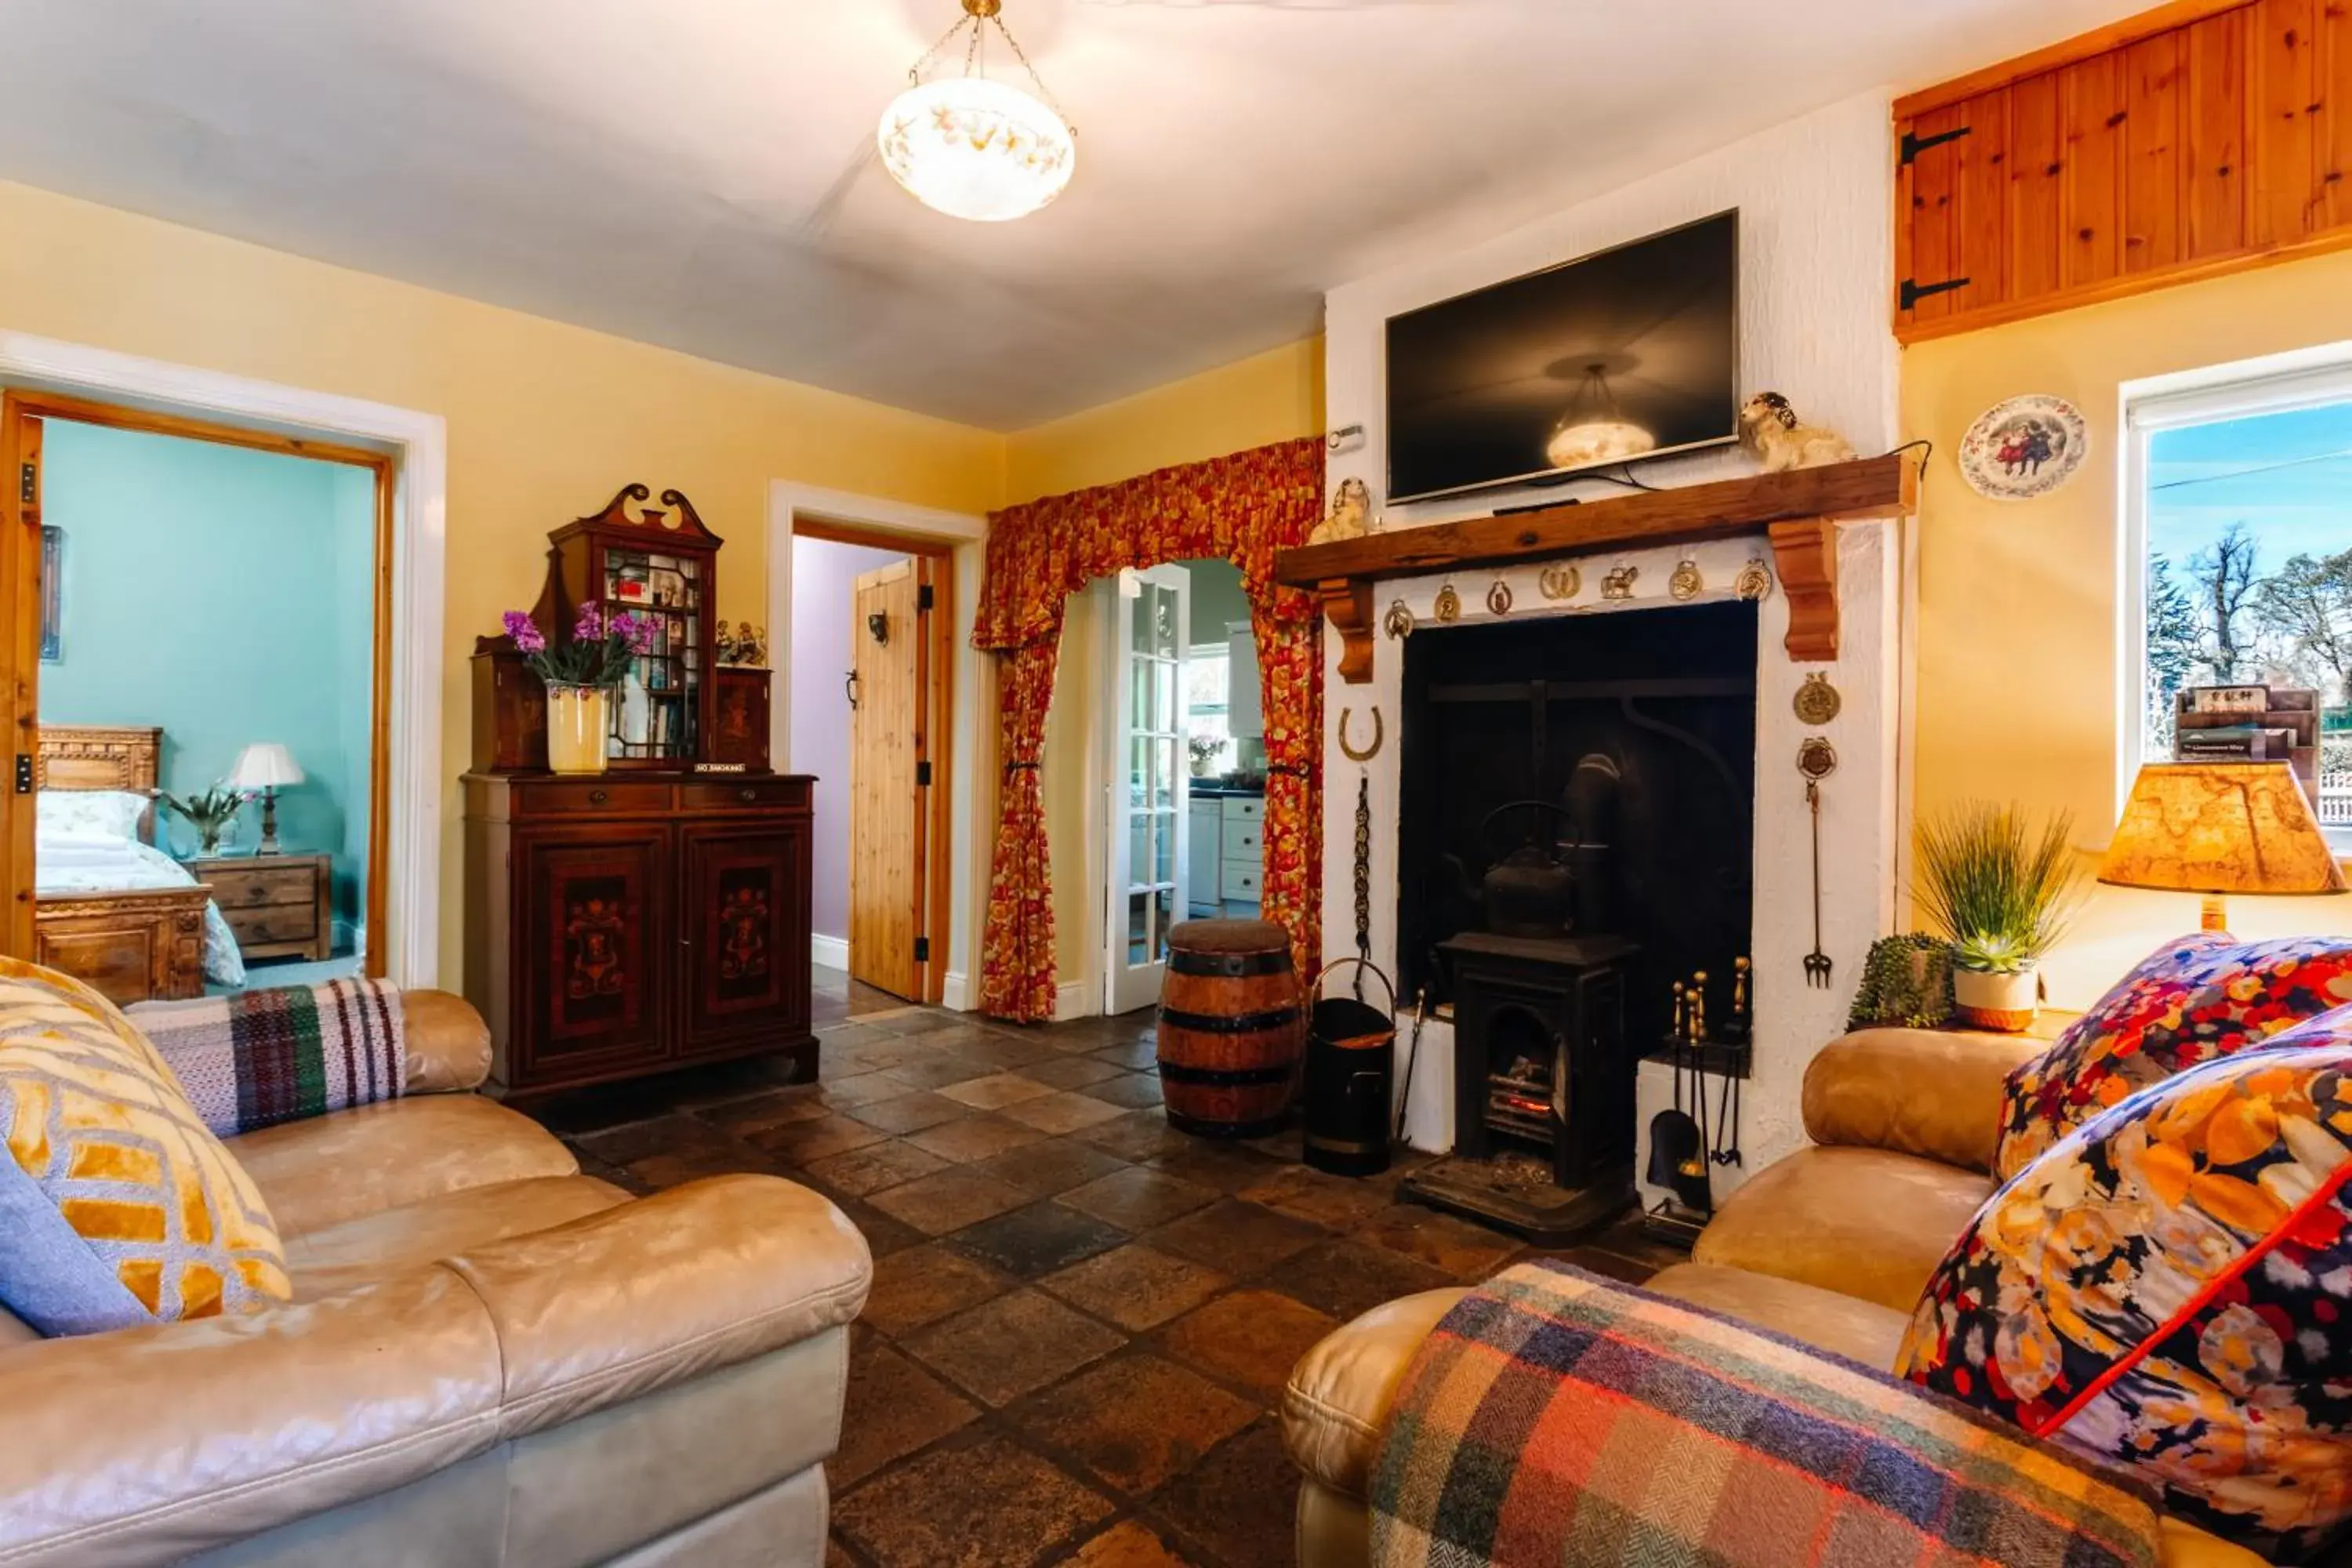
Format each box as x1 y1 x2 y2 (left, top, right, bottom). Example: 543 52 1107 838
2143 400 2352 825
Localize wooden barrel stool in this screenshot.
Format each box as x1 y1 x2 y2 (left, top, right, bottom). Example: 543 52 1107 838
1156 919 1302 1138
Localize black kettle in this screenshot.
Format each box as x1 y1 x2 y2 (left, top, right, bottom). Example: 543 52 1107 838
1444 801 1577 939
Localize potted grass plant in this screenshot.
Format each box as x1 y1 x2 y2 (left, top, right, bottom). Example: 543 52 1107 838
160 785 246 857
501 602 658 775
1913 802 2085 1033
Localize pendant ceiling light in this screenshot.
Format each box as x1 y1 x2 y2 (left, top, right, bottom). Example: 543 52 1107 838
879 0 1076 223
1545 361 1656 472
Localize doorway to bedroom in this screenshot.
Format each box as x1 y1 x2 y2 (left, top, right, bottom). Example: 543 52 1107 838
16 397 389 1004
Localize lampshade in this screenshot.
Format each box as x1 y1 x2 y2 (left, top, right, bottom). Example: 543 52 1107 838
227 742 304 791
878 75 1075 223
2099 762 2345 898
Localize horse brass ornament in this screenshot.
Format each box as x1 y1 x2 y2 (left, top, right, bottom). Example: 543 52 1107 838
1733 558 1774 601
1383 599 1414 640
1793 672 1842 725
1669 557 1704 601
1486 579 1513 616
1539 564 1580 601
1602 563 1638 601
1432 583 1461 624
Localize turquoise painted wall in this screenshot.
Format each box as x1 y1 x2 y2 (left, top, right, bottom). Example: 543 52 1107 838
40 422 376 937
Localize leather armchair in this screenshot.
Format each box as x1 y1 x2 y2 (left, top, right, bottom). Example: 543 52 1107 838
0 989 870 1568
1279 1027 2268 1568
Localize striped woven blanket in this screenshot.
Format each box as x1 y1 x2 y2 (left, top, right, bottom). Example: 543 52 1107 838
1370 1261 2164 1568
131 978 405 1138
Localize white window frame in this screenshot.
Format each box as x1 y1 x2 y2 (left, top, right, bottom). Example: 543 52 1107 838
2118 339 2352 844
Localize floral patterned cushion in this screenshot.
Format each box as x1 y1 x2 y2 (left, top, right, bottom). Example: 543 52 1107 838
1994 934 2352 1181
1897 1011 2352 1559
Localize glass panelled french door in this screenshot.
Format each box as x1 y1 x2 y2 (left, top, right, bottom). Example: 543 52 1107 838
1104 564 1190 1015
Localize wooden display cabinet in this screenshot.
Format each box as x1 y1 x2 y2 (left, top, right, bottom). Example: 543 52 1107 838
464 484 807 1102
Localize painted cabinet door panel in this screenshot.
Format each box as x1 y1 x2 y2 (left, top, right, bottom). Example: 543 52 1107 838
516 824 671 1078
680 821 811 1054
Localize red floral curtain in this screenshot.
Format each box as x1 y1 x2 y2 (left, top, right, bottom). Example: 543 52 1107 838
972 437 1326 1022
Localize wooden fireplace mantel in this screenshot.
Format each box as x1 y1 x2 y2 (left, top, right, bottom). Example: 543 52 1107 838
1274 454 1919 682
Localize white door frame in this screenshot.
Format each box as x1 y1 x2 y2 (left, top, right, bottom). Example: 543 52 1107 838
1098 564 1192 1017
768 481 991 1011
0 331 448 987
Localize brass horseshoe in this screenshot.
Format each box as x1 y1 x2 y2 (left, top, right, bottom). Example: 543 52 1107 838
1338 707 1385 763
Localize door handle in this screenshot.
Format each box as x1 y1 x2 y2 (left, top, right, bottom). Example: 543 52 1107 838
845 670 859 710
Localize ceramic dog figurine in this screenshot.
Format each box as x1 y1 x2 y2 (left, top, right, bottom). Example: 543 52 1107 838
1738 393 1856 473
1308 477 1373 545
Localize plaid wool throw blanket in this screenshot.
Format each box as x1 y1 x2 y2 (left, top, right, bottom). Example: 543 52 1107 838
1370 1261 2164 1568
131 978 405 1138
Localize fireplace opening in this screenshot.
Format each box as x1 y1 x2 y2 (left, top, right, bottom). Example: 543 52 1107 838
1396 599 1758 1031
1393 599 1756 1244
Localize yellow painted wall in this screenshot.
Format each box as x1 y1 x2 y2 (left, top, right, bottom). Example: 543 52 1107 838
1904 249 2352 1007
1004 339 1327 986
0 181 1004 985
1004 339 1325 506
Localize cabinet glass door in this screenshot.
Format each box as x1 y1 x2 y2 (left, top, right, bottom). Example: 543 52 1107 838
1104 564 1189 1015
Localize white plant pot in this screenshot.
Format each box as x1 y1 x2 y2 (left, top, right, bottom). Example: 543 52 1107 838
1952 965 2039 1033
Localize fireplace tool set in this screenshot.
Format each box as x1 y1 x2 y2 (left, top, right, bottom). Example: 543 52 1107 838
1644 958 1749 1243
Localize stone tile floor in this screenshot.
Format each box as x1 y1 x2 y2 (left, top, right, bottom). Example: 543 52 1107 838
525 971 1684 1568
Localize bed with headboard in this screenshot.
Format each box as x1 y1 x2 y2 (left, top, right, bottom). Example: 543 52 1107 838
32 725 229 1004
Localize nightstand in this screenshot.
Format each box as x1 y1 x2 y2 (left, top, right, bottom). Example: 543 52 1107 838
186 852 334 962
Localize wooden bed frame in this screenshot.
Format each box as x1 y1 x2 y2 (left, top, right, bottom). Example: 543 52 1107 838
32 725 209 1004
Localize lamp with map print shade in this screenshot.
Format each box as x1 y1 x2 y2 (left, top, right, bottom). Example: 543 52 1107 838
227 742 304 856
2099 761 2347 933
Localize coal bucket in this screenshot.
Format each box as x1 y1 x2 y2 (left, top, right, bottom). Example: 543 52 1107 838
1304 958 1396 1178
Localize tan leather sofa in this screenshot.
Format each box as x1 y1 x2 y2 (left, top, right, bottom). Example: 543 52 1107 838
0 989 871 1568
1280 1026 2270 1568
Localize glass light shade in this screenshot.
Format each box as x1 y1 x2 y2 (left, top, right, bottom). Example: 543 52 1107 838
1545 419 1656 471
877 76 1075 223
2099 762 2346 896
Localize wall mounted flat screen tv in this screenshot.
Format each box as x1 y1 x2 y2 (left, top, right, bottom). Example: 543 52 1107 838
1386 211 1740 504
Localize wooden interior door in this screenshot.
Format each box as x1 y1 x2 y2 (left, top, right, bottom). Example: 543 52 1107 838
1 403 42 959
848 558 934 1001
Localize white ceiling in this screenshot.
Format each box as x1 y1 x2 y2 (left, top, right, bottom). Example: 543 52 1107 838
0 0 2148 430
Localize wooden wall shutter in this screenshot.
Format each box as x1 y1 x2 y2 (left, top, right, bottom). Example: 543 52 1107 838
1895 0 2352 341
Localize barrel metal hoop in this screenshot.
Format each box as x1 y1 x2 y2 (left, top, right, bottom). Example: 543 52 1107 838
1156 1059 1297 1087
1166 1110 1290 1139
1156 1005 1300 1036
1167 949 1294 978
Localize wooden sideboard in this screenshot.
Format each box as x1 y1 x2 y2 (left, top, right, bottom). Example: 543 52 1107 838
462 772 817 1102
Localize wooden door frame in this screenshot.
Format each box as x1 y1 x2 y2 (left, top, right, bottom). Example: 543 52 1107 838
2 390 397 976
771 492 981 1008
0 331 446 987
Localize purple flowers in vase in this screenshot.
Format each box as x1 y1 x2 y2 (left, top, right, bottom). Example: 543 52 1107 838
500 600 658 688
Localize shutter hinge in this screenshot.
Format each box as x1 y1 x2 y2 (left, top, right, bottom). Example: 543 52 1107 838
1900 125 1973 165
19 463 34 505
14 754 32 795
916 760 933 787
1900 276 1972 311
914 935 931 964
917 584 935 612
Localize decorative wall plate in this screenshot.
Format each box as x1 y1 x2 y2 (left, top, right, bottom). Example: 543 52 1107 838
1960 394 2088 501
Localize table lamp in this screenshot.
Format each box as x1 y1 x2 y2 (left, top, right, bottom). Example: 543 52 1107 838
227 742 304 856
2099 761 2347 932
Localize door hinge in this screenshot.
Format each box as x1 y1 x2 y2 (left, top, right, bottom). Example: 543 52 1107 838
917 583 935 612
1900 124 1973 165
916 760 933 787
1900 276 1971 311
18 463 34 505
914 935 931 964
13 754 31 795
